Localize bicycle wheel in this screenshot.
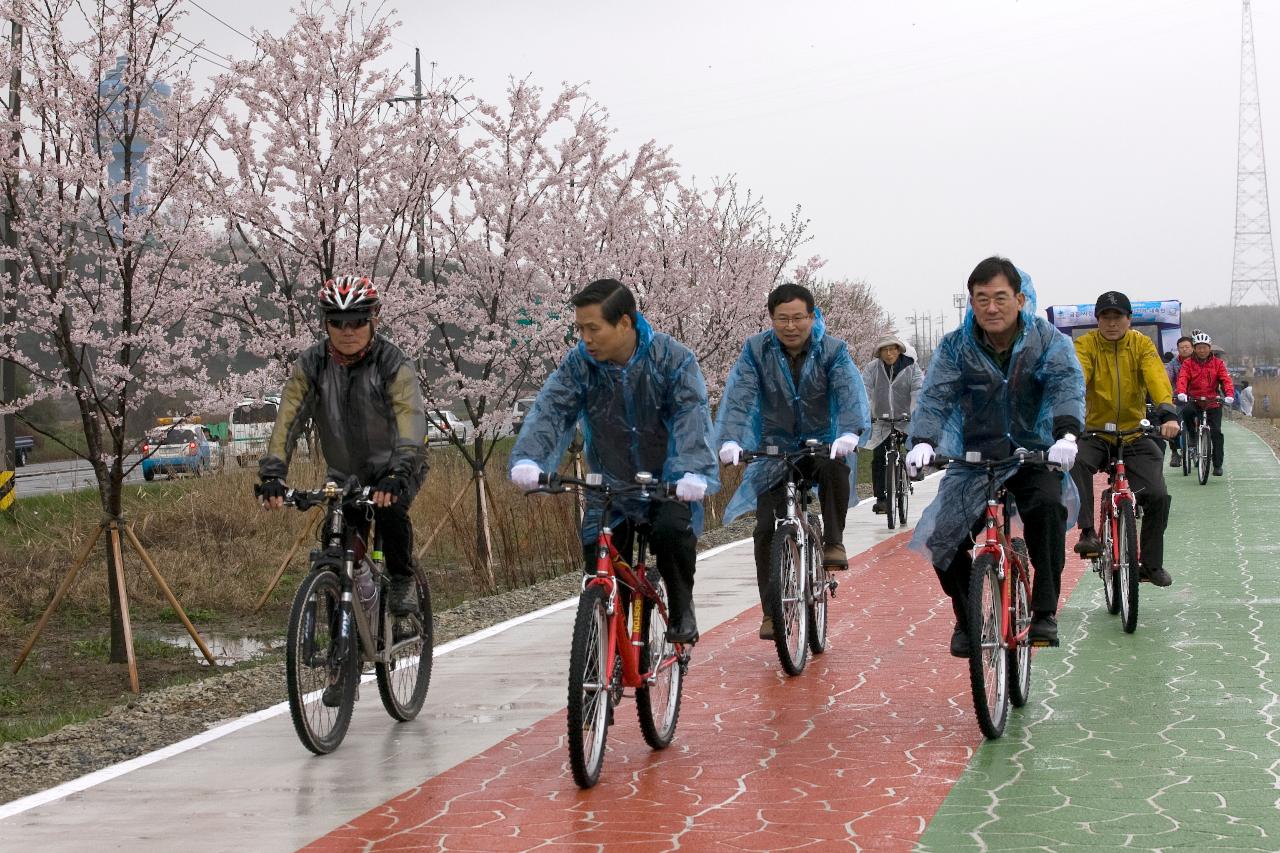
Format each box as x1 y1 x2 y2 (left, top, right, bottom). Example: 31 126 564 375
1008 540 1032 708
376 571 434 722
286 568 357 755
1197 426 1211 485
967 553 1010 738
1117 500 1140 634
767 522 810 676
885 452 898 531
635 579 683 750
1099 513 1120 615
806 512 829 655
896 456 909 526
1182 431 1192 477
567 584 612 788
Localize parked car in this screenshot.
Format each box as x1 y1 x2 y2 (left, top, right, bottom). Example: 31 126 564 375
426 411 472 447
141 422 219 480
14 435 33 467
510 396 537 436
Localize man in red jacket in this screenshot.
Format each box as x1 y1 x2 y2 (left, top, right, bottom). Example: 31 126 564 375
1175 331 1235 476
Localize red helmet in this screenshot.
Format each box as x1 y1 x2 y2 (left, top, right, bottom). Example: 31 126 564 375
319 275 380 316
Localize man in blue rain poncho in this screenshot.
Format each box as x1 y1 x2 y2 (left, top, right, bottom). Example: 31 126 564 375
509 279 719 644
715 283 870 641
906 257 1084 655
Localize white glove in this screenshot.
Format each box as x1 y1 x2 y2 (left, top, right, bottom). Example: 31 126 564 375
674 472 707 502
1176 393 1188 403
1047 436 1078 469
830 432 859 458
1224 396 1234 406
510 460 543 491
905 442 934 476
718 441 742 465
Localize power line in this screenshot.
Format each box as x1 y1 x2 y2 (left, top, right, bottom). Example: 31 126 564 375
188 0 256 46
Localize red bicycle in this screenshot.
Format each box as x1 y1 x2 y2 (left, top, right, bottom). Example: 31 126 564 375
937 449 1060 739
533 471 690 788
1085 421 1154 634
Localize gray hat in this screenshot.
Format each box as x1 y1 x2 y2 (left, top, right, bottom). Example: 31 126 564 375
874 334 906 354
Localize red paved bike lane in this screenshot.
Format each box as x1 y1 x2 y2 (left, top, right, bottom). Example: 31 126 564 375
303 531 1089 852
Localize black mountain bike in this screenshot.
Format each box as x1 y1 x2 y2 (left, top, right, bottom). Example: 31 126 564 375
877 415 912 530
259 479 433 754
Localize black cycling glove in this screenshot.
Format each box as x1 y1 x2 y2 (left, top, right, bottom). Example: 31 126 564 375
373 474 406 501
257 478 288 502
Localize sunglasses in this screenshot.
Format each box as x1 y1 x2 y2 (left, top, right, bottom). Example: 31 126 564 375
327 317 370 330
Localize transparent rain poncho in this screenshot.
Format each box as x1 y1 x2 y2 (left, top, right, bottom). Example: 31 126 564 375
908 271 1084 570
511 313 720 544
714 309 870 523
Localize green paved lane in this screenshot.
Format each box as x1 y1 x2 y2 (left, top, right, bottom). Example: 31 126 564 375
920 420 1280 851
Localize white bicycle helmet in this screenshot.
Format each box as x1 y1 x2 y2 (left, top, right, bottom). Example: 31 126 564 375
1191 330 1212 346
319 275 380 315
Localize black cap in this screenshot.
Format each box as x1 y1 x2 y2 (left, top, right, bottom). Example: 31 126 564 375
1094 291 1132 317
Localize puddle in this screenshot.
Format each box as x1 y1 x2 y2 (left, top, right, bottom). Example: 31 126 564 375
159 632 276 666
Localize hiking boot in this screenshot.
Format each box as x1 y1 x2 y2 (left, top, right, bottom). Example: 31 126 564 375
949 625 970 658
1029 612 1059 647
322 682 343 708
872 499 888 514
759 616 774 640
666 608 699 645
389 574 420 617
1074 530 1103 558
823 543 848 569
1169 451 1182 468
1141 565 1173 587
1213 466 1223 477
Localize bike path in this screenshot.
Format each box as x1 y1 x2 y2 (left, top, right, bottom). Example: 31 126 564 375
920 420 1280 850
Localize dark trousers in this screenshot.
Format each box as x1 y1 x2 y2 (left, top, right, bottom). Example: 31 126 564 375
752 456 850 602
1070 436 1172 571
1182 405 1225 467
344 499 416 578
935 465 1066 623
582 500 697 617
871 441 890 500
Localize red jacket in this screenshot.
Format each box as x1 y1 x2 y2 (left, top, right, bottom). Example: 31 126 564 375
1176 355 1234 409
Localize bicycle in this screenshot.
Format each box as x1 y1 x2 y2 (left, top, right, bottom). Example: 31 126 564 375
935 449 1060 739
876 415 912 530
1184 396 1222 485
1084 421 1154 634
742 440 839 676
532 471 689 789
257 478 433 754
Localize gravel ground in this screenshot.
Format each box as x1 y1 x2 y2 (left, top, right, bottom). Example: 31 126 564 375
0 513 766 806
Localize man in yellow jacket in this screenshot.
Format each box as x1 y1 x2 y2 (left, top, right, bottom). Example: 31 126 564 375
1070 291 1181 587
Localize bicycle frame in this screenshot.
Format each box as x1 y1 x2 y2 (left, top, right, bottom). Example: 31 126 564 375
742 442 827 576
972 489 1030 651
1092 425 1147 564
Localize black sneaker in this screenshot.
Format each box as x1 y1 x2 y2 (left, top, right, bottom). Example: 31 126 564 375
1169 451 1182 468
1074 530 1103 558
1143 566 1173 587
1213 466 1224 477
666 609 699 645
872 499 888 514
1029 613 1059 646
322 683 343 708
389 574 420 616
949 625 970 658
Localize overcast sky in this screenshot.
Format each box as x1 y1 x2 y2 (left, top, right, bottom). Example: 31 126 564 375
181 0 1280 336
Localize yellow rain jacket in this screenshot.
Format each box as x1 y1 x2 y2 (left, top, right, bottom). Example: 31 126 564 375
1073 329 1175 441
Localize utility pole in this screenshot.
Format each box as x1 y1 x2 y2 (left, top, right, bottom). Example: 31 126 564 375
389 48 429 287
953 292 966 325
1 21 22 482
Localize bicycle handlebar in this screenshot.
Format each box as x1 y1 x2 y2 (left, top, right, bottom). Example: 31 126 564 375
934 449 1061 472
255 480 376 511
740 441 831 464
875 415 910 425
532 471 679 499
1084 419 1155 440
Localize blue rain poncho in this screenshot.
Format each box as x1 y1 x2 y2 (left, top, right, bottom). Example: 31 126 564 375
714 310 870 523
908 271 1084 570
511 313 719 544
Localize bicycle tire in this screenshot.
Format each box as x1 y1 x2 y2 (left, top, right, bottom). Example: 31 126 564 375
1117 500 1140 634
286 568 357 755
1100 513 1119 616
1008 539 1032 708
1182 430 1192 477
1197 425 1211 485
768 522 809 676
885 451 897 531
376 570 434 722
567 584 612 788
635 579 683 750
896 456 909 526
806 512 829 655
967 553 1010 738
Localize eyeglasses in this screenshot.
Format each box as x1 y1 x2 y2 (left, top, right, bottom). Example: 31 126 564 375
771 313 812 328
327 317 370 330
971 294 1014 310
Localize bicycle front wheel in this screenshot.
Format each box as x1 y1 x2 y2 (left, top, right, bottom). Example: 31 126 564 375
1100 513 1120 615
635 579 683 750
1008 540 1032 708
376 571 434 722
806 512 829 655
286 568 357 755
1117 500 1140 633
896 456 910 526
967 553 1010 738
768 523 810 676
885 452 898 531
1197 426 1211 485
567 584 612 788
1182 433 1192 477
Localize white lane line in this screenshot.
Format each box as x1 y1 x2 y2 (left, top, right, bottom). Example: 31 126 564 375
0 535 755 821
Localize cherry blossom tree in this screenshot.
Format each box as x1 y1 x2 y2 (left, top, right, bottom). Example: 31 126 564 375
0 0 228 661
801 271 895 364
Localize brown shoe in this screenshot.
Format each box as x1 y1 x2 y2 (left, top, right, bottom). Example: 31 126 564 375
758 616 774 640
823 543 848 569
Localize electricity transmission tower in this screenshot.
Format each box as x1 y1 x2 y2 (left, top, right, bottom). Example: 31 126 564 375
1230 0 1280 306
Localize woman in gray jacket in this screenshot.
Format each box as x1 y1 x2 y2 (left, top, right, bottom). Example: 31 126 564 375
861 334 923 513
